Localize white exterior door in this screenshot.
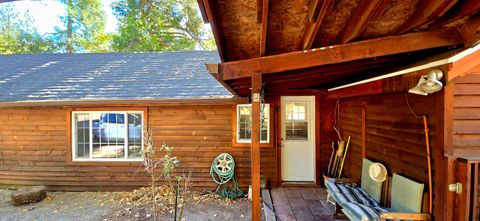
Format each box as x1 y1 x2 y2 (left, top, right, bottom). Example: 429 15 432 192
281 96 315 182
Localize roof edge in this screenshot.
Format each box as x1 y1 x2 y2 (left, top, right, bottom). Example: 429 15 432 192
0 97 249 108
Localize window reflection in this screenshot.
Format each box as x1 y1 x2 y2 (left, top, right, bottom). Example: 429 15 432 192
73 111 143 160
237 104 269 143
92 113 125 159
75 114 90 158
285 103 308 140
128 113 142 158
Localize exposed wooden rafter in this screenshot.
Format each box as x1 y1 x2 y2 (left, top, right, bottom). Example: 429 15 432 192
395 0 458 34
219 28 463 80
301 0 332 50
258 0 269 56
199 0 226 62
431 0 480 28
196 0 209 23
458 15 480 47
341 0 388 43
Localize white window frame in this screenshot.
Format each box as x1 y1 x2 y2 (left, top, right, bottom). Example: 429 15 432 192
236 104 270 144
71 111 144 162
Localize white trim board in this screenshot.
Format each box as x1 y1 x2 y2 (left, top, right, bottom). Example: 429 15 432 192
328 44 480 91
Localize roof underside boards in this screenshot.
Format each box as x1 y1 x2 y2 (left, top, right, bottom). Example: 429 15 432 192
199 0 480 96
226 47 453 97
202 0 480 61
0 52 233 102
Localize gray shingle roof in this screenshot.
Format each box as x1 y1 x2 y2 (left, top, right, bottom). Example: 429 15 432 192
0 51 232 102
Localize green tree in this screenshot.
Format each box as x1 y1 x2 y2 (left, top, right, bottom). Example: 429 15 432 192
112 0 214 51
53 0 111 53
0 5 55 54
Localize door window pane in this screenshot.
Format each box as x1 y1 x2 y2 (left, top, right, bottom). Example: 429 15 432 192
285 102 308 140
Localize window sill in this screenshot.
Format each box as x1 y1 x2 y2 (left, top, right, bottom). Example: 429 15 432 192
66 159 144 166
232 142 274 148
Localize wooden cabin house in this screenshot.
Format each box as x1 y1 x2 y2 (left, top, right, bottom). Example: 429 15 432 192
1 1 480 221
0 52 251 191
195 0 480 220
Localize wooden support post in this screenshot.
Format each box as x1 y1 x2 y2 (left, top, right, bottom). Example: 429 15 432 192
361 102 366 158
251 72 262 221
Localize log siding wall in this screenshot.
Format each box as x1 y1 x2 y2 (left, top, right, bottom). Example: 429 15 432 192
0 105 276 191
340 92 443 214
449 73 480 156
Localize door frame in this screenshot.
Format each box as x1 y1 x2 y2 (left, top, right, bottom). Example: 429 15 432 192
275 95 321 185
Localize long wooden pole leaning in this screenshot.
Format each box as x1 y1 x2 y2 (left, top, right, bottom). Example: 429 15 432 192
338 136 351 178
423 115 433 214
251 73 262 221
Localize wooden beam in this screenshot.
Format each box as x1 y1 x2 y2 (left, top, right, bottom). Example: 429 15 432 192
447 47 480 82
197 0 209 23
302 0 332 50
201 0 225 62
341 0 388 43
205 64 240 97
327 80 383 99
251 72 262 221
361 102 366 158
259 0 269 56
220 28 462 80
395 0 458 35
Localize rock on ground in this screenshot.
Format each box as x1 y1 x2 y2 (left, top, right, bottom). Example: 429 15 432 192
11 186 47 206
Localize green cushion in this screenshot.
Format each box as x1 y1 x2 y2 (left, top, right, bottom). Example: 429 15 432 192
360 158 382 203
391 173 424 213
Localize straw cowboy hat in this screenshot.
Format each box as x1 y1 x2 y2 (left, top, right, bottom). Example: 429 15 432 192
369 163 388 182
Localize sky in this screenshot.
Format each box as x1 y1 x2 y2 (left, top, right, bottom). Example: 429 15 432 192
10 0 119 34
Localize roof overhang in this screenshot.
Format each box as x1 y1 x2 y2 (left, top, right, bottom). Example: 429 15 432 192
199 1 480 97
0 97 249 108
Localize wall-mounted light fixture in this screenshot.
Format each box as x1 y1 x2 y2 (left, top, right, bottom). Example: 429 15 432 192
408 69 444 96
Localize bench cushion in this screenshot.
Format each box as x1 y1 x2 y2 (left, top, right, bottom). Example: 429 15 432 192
361 158 382 203
326 180 380 208
391 173 424 213
341 202 390 221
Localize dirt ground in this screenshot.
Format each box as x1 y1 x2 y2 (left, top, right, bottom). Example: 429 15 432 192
0 188 258 221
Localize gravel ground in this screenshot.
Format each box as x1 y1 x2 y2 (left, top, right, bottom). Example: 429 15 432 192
0 188 121 221
0 188 259 221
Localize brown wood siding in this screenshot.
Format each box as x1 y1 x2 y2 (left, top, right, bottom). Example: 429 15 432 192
450 73 480 156
319 96 337 183
340 92 443 211
0 105 276 191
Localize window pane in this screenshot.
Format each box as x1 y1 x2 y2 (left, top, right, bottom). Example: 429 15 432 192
92 112 125 159
286 121 308 140
238 106 252 140
261 129 268 141
128 113 142 158
237 105 269 143
75 113 90 159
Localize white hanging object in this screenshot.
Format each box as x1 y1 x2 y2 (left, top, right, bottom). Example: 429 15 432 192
408 69 443 96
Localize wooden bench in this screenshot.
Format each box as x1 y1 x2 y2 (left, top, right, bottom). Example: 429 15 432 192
325 159 431 221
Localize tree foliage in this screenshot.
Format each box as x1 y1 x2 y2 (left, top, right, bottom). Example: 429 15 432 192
0 5 55 54
53 0 111 53
112 0 214 51
0 0 215 54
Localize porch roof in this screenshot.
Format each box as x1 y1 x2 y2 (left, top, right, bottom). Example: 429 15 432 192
199 0 480 97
